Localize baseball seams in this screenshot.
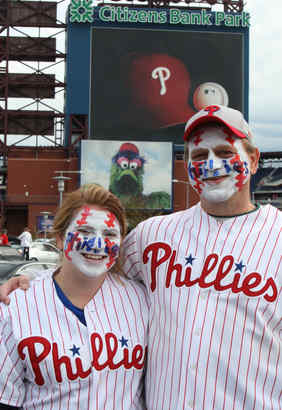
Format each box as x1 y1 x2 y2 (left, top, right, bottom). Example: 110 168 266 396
123 203 281 410
0 273 148 409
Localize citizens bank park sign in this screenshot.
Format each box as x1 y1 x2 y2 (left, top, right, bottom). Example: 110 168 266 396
69 1 250 27
65 0 250 150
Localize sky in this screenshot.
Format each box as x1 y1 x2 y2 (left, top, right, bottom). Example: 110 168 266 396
245 0 282 152
3 0 282 153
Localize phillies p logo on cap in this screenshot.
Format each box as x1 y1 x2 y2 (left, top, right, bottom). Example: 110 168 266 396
183 104 255 144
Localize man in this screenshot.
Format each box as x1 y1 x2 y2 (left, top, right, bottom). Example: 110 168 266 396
0 105 281 409
122 105 281 409
18 227 32 260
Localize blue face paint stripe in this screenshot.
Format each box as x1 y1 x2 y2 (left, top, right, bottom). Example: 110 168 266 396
188 162 195 180
223 160 231 173
81 238 89 250
64 232 74 250
65 231 120 256
86 237 95 252
75 240 81 251
190 158 244 179
64 233 110 253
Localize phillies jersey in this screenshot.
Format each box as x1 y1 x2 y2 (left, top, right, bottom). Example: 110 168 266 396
123 203 281 410
0 272 148 409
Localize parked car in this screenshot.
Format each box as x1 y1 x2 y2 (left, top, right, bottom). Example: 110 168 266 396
28 242 61 263
33 238 57 245
0 245 23 261
0 261 57 285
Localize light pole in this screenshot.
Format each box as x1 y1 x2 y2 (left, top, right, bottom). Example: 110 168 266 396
53 174 71 206
172 179 189 185
172 179 190 209
53 170 86 206
40 211 52 240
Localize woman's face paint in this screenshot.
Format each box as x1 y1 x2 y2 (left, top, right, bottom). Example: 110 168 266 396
187 126 251 203
63 206 121 278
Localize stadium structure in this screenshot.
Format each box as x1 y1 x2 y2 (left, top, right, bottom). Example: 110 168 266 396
0 0 281 236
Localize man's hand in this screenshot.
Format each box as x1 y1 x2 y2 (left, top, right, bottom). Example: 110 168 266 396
0 275 30 305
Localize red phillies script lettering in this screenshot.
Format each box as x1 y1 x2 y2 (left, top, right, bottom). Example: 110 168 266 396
52 343 91 382
18 333 147 385
143 242 278 302
143 242 171 291
18 337 91 385
91 332 146 371
18 336 50 385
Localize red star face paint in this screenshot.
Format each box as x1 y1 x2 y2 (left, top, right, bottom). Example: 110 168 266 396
187 126 250 202
64 206 121 278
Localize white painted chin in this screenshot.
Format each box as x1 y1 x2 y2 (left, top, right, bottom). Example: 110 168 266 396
201 182 236 203
70 251 113 278
199 175 238 203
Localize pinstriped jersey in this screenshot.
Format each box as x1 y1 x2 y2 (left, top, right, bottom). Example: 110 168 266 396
0 272 148 410
123 203 281 410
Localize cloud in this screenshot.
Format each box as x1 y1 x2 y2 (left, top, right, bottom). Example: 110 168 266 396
7 1 281 156
246 1 282 152
250 120 282 152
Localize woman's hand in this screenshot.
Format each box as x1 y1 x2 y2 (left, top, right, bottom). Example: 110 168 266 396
0 275 30 305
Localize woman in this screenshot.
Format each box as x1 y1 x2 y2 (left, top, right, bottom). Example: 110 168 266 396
0 184 148 410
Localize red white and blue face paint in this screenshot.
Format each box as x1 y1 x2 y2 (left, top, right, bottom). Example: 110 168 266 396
187 126 250 203
63 206 121 278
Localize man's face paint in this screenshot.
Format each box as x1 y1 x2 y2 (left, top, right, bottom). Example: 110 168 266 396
63 206 121 278
187 126 251 203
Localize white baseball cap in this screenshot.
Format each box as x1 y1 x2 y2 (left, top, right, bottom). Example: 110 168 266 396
183 104 255 145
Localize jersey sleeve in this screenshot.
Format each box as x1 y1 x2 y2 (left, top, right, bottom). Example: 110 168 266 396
123 227 145 282
0 306 26 407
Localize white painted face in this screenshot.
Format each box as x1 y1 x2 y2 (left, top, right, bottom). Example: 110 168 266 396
63 206 121 278
187 126 251 203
